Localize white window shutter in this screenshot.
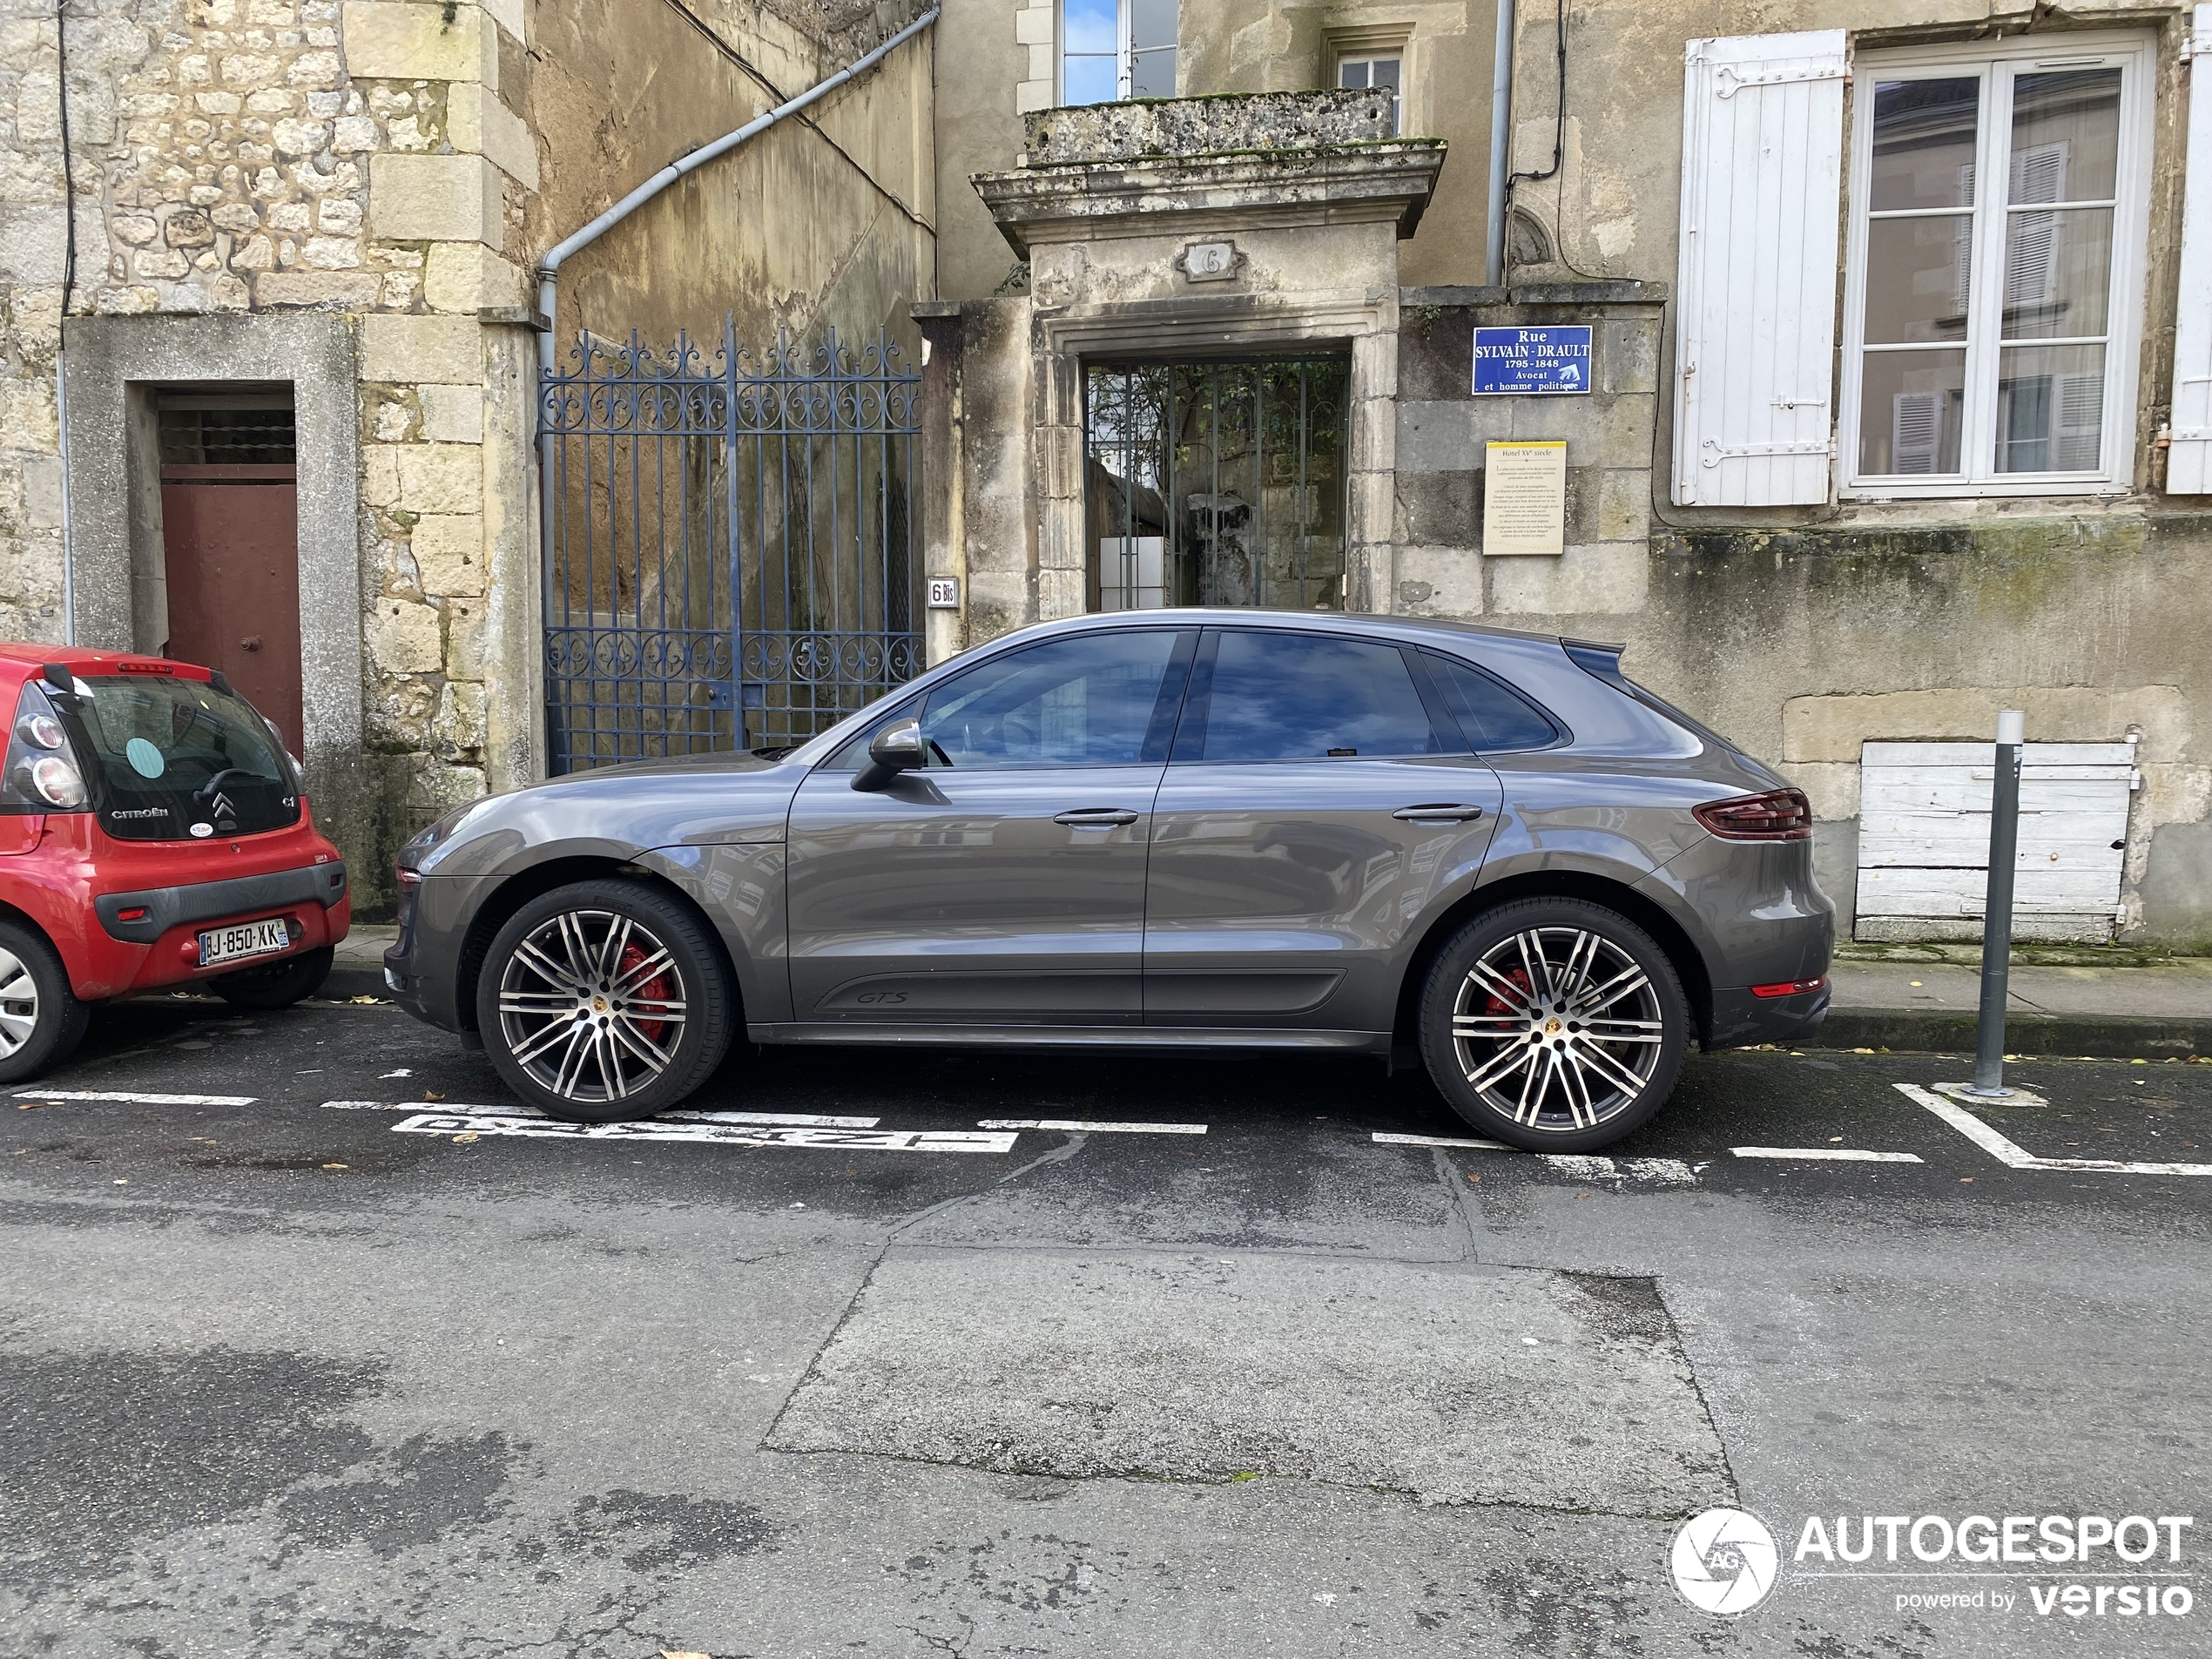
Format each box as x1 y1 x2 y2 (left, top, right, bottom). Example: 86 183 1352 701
1673 30 1849 506
2171 4 2212 494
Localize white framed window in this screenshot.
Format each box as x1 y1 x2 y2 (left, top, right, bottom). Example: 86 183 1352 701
1336 51 1403 134
1061 0 1177 105
1839 33 2155 497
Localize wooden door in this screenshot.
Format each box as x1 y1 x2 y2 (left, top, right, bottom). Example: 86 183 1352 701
158 462 303 755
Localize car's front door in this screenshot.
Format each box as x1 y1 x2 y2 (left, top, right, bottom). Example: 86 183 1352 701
1143 629 1504 1035
785 628 1195 1025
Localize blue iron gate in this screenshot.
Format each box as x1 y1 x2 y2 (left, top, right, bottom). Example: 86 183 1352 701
537 322 923 772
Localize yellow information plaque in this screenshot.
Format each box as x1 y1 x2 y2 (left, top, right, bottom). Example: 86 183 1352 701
1482 441 1568 557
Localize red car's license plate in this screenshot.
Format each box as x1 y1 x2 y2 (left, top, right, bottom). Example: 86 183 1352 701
198 918 290 968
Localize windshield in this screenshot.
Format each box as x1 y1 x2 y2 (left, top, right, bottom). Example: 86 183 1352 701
66 675 300 841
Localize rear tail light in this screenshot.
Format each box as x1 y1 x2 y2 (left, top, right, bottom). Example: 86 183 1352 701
1752 977 1827 999
1694 788 1811 842
20 755 85 809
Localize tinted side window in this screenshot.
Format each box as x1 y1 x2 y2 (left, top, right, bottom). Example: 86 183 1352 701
918 631 1181 768
1424 653 1562 752
1196 631 1443 762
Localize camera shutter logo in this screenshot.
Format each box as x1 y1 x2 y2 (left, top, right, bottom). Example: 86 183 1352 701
1670 1507 1780 1615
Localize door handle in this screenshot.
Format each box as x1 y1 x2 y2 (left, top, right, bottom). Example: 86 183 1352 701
1393 804 1487 823
1054 807 1140 828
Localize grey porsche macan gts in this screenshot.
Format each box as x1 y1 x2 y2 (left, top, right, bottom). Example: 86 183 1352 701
384 611 1833 1151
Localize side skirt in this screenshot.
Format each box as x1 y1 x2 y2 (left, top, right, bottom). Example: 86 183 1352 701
745 1022 1393 1056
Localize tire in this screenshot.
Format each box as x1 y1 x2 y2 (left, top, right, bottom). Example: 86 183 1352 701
1419 897 1690 1153
0 921 91 1085
211 945 334 1010
474 880 734 1123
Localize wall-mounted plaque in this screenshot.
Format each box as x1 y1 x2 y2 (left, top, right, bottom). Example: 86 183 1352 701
927 577 961 610
1473 326 1594 395
1483 442 1568 557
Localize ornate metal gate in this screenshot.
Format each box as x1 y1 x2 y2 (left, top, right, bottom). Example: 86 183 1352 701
538 323 922 772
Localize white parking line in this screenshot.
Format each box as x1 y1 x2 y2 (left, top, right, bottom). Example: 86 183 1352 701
319 1101 880 1128
14 1089 258 1106
1372 1131 1514 1150
977 1119 1206 1135
1897 1083 2212 1176
391 1112 1015 1153
1732 1146 1925 1163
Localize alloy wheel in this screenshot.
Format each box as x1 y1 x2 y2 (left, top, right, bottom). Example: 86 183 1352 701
494 909 688 1103
1449 926 1665 1133
0 947 38 1058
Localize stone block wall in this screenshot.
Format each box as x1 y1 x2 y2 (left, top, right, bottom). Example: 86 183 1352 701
1393 284 1662 622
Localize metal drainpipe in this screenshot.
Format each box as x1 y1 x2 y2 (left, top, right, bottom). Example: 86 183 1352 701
1486 0 1517 287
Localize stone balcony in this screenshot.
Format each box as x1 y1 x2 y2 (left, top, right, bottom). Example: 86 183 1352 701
973 89 1445 257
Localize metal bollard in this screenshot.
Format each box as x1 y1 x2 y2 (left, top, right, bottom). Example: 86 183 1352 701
1966 710 2026 1097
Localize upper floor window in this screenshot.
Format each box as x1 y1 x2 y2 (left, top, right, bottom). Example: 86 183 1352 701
1840 35 2154 496
1062 0 1177 105
1336 51 1402 134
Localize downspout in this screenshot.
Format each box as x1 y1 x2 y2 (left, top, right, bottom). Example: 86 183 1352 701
1486 0 1517 287
55 0 77 644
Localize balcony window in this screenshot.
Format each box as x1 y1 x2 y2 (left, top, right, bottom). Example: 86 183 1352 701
1062 0 1177 105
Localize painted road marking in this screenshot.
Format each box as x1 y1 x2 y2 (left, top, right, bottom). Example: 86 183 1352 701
389 1113 1017 1153
1897 1083 2212 1176
1543 1155 1698 1185
14 1089 258 1106
978 1119 1207 1135
1732 1147 1925 1163
1372 1131 1514 1150
320 1101 880 1128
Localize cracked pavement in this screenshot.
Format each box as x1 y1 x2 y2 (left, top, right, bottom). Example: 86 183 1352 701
1 993 2208 1656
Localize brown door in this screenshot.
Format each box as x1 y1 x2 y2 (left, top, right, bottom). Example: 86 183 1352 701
158 462 304 755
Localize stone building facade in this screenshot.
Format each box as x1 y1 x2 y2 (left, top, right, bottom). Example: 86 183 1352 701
2 0 934 899
916 0 2212 949
3 0 2208 948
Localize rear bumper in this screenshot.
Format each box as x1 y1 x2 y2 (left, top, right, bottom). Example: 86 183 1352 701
96 861 347 942
1707 980 1831 1049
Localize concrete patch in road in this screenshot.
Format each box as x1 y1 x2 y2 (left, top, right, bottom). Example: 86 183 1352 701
765 1248 1734 1517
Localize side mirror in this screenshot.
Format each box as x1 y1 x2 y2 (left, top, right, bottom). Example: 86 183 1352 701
853 717 925 792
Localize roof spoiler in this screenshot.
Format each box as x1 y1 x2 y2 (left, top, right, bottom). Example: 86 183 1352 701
1560 638 1628 682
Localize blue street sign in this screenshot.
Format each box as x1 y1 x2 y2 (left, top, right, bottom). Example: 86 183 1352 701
1472 325 1594 395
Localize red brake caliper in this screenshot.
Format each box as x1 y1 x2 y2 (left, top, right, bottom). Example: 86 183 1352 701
1484 967 1534 1025
617 942 671 1044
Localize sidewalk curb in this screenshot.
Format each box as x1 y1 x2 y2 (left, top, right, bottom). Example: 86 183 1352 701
1807 1010 2208 1059
323 966 389 1001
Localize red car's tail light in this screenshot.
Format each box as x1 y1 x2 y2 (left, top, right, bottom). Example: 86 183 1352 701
1752 977 1826 998
1694 788 1812 842
116 906 149 922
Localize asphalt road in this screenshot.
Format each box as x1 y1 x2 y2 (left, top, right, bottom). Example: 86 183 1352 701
2 993 2209 1658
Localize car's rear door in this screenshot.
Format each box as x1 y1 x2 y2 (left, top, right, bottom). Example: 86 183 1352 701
1142 628 1504 1035
785 628 1194 1026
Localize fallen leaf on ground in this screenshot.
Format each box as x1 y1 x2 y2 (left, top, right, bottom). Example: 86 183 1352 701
348 995 381 1005
453 1131 478 1144
423 1091 446 1102
17 1102 44 1110
322 1163 347 1170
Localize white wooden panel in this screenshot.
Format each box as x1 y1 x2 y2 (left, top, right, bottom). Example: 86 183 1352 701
1673 30 1849 507
1855 741 2133 929
2170 4 2212 494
